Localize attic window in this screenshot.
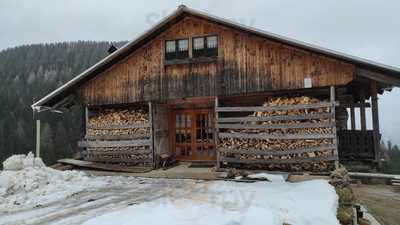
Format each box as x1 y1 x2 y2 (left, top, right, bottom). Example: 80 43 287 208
207 36 217 48
193 35 218 58
165 39 189 60
206 36 218 57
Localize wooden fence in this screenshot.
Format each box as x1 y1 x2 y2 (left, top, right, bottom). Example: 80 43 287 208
215 86 339 171
78 102 154 168
338 130 375 161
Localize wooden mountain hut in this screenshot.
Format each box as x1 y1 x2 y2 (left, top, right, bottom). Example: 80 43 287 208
32 5 400 172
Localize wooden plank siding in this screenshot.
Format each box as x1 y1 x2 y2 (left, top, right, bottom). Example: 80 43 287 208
78 16 355 106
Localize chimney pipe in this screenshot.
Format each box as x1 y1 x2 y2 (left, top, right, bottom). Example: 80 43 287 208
107 45 118 54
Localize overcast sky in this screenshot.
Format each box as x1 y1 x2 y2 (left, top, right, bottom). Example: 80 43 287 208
1 0 400 145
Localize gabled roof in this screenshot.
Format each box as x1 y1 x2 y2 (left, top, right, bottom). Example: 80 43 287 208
32 5 400 111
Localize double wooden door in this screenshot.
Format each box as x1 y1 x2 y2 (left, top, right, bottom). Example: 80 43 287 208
171 108 216 161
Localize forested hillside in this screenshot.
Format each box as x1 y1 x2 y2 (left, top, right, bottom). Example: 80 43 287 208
0 41 126 165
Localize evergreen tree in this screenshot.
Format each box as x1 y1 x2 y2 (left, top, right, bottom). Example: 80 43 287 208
0 41 127 165
382 141 400 174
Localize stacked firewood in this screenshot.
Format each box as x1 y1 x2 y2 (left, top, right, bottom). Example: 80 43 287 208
87 109 150 136
219 96 335 172
84 108 152 166
85 146 152 166
86 146 151 163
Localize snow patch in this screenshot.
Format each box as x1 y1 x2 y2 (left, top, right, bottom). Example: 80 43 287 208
0 153 106 211
247 173 286 182
0 154 339 225
82 200 278 225
82 179 339 225
2 152 46 171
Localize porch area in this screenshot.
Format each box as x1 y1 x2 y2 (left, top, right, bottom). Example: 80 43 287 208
76 83 383 173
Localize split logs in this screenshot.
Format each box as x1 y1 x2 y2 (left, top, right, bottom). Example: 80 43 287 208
86 146 152 164
87 109 150 136
217 96 337 172
83 108 152 167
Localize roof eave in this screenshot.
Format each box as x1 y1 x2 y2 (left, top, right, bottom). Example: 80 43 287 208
32 6 188 109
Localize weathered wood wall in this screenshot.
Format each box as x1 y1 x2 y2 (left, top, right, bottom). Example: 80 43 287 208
78 16 355 105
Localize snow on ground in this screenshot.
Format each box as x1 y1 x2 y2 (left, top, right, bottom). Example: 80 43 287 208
0 153 107 212
247 172 286 182
82 179 339 225
0 154 339 225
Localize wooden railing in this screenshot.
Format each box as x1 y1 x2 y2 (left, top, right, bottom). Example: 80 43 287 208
338 130 375 161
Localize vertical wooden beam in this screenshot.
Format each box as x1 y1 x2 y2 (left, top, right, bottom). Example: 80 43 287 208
80 106 86 139
85 107 89 135
36 119 41 158
360 92 366 131
350 106 356 130
168 104 178 160
83 107 89 160
190 109 196 159
330 86 339 169
370 81 381 166
214 97 221 170
149 101 155 169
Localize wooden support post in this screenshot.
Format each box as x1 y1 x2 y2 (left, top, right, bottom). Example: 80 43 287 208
330 86 339 169
350 106 356 130
83 107 89 160
85 107 89 135
36 119 41 158
370 81 381 166
80 107 86 139
214 97 221 170
149 101 155 169
360 92 366 131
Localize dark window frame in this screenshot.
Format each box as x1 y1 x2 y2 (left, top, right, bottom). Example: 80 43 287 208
192 36 205 58
176 38 189 59
205 35 218 57
192 35 218 58
165 40 177 60
165 38 189 60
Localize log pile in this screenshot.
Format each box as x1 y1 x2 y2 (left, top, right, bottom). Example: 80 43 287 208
84 108 152 167
85 146 151 163
219 96 336 172
87 109 150 136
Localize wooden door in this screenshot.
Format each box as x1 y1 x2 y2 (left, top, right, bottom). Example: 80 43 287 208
171 108 216 161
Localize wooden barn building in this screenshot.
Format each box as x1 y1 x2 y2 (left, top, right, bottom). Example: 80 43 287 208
33 6 400 172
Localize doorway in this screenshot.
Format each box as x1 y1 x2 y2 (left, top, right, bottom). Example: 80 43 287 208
170 108 216 161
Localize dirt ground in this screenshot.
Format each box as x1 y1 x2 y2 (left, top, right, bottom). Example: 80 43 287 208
351 184 400 225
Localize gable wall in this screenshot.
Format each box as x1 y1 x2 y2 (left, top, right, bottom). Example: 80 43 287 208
78 16 355 105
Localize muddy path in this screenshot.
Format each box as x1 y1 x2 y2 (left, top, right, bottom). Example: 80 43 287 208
352 184 400 225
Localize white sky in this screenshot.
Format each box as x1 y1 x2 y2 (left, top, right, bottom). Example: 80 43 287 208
1 0 399 145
